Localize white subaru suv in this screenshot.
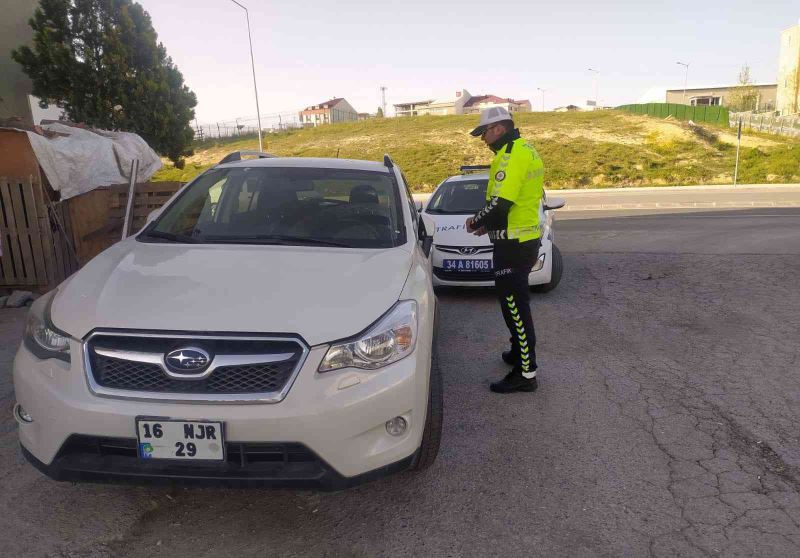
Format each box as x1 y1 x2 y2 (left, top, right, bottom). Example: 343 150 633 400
13 152 442 489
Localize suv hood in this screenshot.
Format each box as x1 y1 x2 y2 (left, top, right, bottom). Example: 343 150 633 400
52 239 412 346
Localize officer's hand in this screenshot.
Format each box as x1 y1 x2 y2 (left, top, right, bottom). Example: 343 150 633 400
465 217 475 232
473 226 487 237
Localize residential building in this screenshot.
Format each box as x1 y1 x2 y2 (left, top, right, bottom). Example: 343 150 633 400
462 95 531 114
0 0 37 124
777 21 800 115
665 84 778 111
394 90 472 116
299 98 358 127
394 89 530 117
393 99 435 117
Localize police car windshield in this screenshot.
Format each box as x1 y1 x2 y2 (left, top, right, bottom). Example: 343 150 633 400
426 179 488 214
140 167 406 248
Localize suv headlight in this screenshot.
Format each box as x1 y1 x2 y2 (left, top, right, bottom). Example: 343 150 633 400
319 300 417 372
23 292 72 362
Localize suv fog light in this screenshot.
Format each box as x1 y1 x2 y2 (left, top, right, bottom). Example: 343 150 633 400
386 416 408 437
15 404 33 423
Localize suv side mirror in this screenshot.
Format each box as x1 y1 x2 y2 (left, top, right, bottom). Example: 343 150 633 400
419 213 435 257
544 196 566 211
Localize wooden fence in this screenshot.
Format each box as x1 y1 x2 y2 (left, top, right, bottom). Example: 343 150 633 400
0 176 78 290
1 177 182 291
69 181 183 266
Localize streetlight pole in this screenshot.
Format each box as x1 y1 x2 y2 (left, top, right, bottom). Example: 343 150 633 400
229 0 263 152
588 68 599 109
677 61 690 104
537 87 547 112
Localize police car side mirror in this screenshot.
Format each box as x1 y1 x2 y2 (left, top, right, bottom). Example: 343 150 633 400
415 200 423 213
419 213 435 257
544 197 566 211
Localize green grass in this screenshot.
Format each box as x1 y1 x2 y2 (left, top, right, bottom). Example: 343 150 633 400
153 111 800 191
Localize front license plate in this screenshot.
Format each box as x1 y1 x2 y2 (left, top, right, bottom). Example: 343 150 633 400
136 418 225 461
442 259 492 272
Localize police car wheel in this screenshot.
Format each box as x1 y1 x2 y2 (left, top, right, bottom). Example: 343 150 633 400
531 244 563 293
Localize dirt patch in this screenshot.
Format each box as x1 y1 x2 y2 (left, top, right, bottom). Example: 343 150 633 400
638 120 695 143
716 131 781 148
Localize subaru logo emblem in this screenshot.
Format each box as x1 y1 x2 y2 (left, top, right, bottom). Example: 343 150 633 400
459 247 478 255
165 347 211 373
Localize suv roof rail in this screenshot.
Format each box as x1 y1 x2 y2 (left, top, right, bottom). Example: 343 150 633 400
383 154 394 169
218 150 277 165
460 165 490 174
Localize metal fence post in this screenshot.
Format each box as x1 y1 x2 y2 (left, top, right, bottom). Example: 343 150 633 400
121 159 139 240
733 120 742 188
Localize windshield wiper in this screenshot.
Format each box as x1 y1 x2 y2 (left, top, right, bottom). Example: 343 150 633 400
202 234 351 247
138 230 199 243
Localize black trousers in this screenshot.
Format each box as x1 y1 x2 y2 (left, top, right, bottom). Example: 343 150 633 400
492 238 541 379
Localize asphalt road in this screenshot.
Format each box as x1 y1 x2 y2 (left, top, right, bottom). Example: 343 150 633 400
2 208 799 557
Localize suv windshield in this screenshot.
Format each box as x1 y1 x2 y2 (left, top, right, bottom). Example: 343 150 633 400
426 179 488 214
141 166 405 248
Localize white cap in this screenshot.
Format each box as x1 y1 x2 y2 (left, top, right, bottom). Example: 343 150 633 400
470 106 513 136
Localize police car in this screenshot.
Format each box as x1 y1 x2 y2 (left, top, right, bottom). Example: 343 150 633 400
423 166 565 290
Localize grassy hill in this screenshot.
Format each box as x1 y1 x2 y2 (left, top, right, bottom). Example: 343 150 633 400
154 111 800 191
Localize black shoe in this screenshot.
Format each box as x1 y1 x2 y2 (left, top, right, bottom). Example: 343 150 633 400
501 350 518 365
490 370 538 393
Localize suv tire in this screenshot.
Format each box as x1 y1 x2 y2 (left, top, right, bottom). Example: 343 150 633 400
409 311 443 471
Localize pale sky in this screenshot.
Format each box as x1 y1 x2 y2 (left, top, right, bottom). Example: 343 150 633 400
138 0 799 127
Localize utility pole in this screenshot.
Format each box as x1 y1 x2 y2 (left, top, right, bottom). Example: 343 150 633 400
537 88 547 112
228 0 263 151
677 61 690 103
588 68 599 109
380 85 388 117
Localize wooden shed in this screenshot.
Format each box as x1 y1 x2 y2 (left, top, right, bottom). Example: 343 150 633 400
0 128 181 293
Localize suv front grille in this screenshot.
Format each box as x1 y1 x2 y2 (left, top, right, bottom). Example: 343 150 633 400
85 333 307 401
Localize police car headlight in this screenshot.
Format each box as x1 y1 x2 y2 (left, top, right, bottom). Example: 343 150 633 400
319 301 417 372
23 291 72 362
532 253 546 272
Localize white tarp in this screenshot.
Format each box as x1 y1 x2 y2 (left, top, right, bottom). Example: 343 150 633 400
21 122 162 200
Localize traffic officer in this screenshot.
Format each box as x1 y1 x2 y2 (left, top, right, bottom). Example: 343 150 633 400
465 107 545 393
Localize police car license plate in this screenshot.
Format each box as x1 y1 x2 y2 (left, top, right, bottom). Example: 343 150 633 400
443 259 492 272
136 418 225 461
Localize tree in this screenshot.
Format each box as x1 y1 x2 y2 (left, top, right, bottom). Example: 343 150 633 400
12 0 197 164
727 65 760 113
376 106 384 118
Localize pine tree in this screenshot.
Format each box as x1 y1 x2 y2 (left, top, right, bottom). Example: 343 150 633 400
12 0 197 164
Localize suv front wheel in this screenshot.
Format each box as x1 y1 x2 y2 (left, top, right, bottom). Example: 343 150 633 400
409 319 443 471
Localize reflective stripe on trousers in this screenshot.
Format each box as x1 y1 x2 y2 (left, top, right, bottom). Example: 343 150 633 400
505 294 534 378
